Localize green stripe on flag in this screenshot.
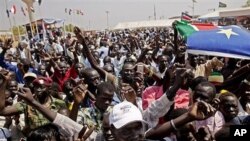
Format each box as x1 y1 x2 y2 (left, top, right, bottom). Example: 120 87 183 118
175 20 197 40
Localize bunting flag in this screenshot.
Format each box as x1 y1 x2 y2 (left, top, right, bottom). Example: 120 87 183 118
38 0 42 5
69 9 72 15
80 10 84 15
65 8 84 16
219 2 227 8
181 12 192 22
175 20 250 59
10 5 16 14
21 7 26 16
6 10 10 18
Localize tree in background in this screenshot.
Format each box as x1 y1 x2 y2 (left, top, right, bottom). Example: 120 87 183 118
65 24 74 33
12 26 26 36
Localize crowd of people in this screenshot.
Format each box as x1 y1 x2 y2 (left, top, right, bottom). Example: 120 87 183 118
0 24 250 141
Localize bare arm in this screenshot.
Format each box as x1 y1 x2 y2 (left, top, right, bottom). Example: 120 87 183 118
74 27 114 80
0 106 21 116
0 73 8 111
16 88 56 121
70 84 88 121
136 48 149 63
146 101 216 139
0 73 21 116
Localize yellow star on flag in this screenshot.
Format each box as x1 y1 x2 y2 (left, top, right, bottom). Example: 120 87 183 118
217 28 239 39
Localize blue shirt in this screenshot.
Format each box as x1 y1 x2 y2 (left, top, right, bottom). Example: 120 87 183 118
0 53 37 84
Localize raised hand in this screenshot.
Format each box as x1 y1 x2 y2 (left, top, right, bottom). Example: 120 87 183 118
2 38 13 50
196 126 215 141
188 101 216 121
16 87 35 104
0 69 11 86
74 27 85 45
39 52 52 62
72 83 88 104
121 83 137 105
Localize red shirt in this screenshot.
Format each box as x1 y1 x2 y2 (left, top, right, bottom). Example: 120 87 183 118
52 65 78 91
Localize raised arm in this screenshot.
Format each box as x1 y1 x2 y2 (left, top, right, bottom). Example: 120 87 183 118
0 72 21 116
143 68 188 128
151 35 161 62
74 27 113 79
16 88 56 121
0 39 16 71
16 87 92 139
146 101 216 140
0 72 9 111
136 48 149 63
70 84 88 121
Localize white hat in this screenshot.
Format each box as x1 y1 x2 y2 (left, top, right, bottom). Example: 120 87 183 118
109 101 146 129
23 72 37 79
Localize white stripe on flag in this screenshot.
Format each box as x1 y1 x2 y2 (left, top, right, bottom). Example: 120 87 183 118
187 49 250 60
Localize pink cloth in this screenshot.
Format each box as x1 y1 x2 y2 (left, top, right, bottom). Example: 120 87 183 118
142 85 163 110
174 89 190 109
195 111 225 134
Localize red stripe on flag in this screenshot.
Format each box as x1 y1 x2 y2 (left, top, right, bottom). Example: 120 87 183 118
192 23 217 30
183 15 192 21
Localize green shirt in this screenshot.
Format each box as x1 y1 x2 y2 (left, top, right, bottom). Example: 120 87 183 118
78 104 112 132
15 97 66 130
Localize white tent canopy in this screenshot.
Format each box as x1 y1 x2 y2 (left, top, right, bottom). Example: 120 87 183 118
113 19 177 30
198 10 221 19
220 7 250 17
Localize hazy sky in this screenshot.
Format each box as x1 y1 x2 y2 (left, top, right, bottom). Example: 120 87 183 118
0 0 247 30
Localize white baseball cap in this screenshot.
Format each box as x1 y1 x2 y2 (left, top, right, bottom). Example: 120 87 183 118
109 101 146 129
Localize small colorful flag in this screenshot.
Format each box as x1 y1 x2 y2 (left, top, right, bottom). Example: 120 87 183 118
10 5 16 14
219 2 227 8
69 9 72 15
6 10 10 17
80 10 84 15
181 12 192 22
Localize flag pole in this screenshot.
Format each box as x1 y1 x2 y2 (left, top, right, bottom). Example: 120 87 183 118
4 0 14 41
154 4 156 20
71 10 73 32
42 20 46 42
172 21 178 53
34 6 39 41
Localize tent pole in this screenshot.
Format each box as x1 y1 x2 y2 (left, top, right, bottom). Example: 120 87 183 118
42 20 46 42
35 20 40 40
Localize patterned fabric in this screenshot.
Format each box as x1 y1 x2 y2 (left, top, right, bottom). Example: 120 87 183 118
174 89 190 109
15 97 66 130
77 104 112 132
